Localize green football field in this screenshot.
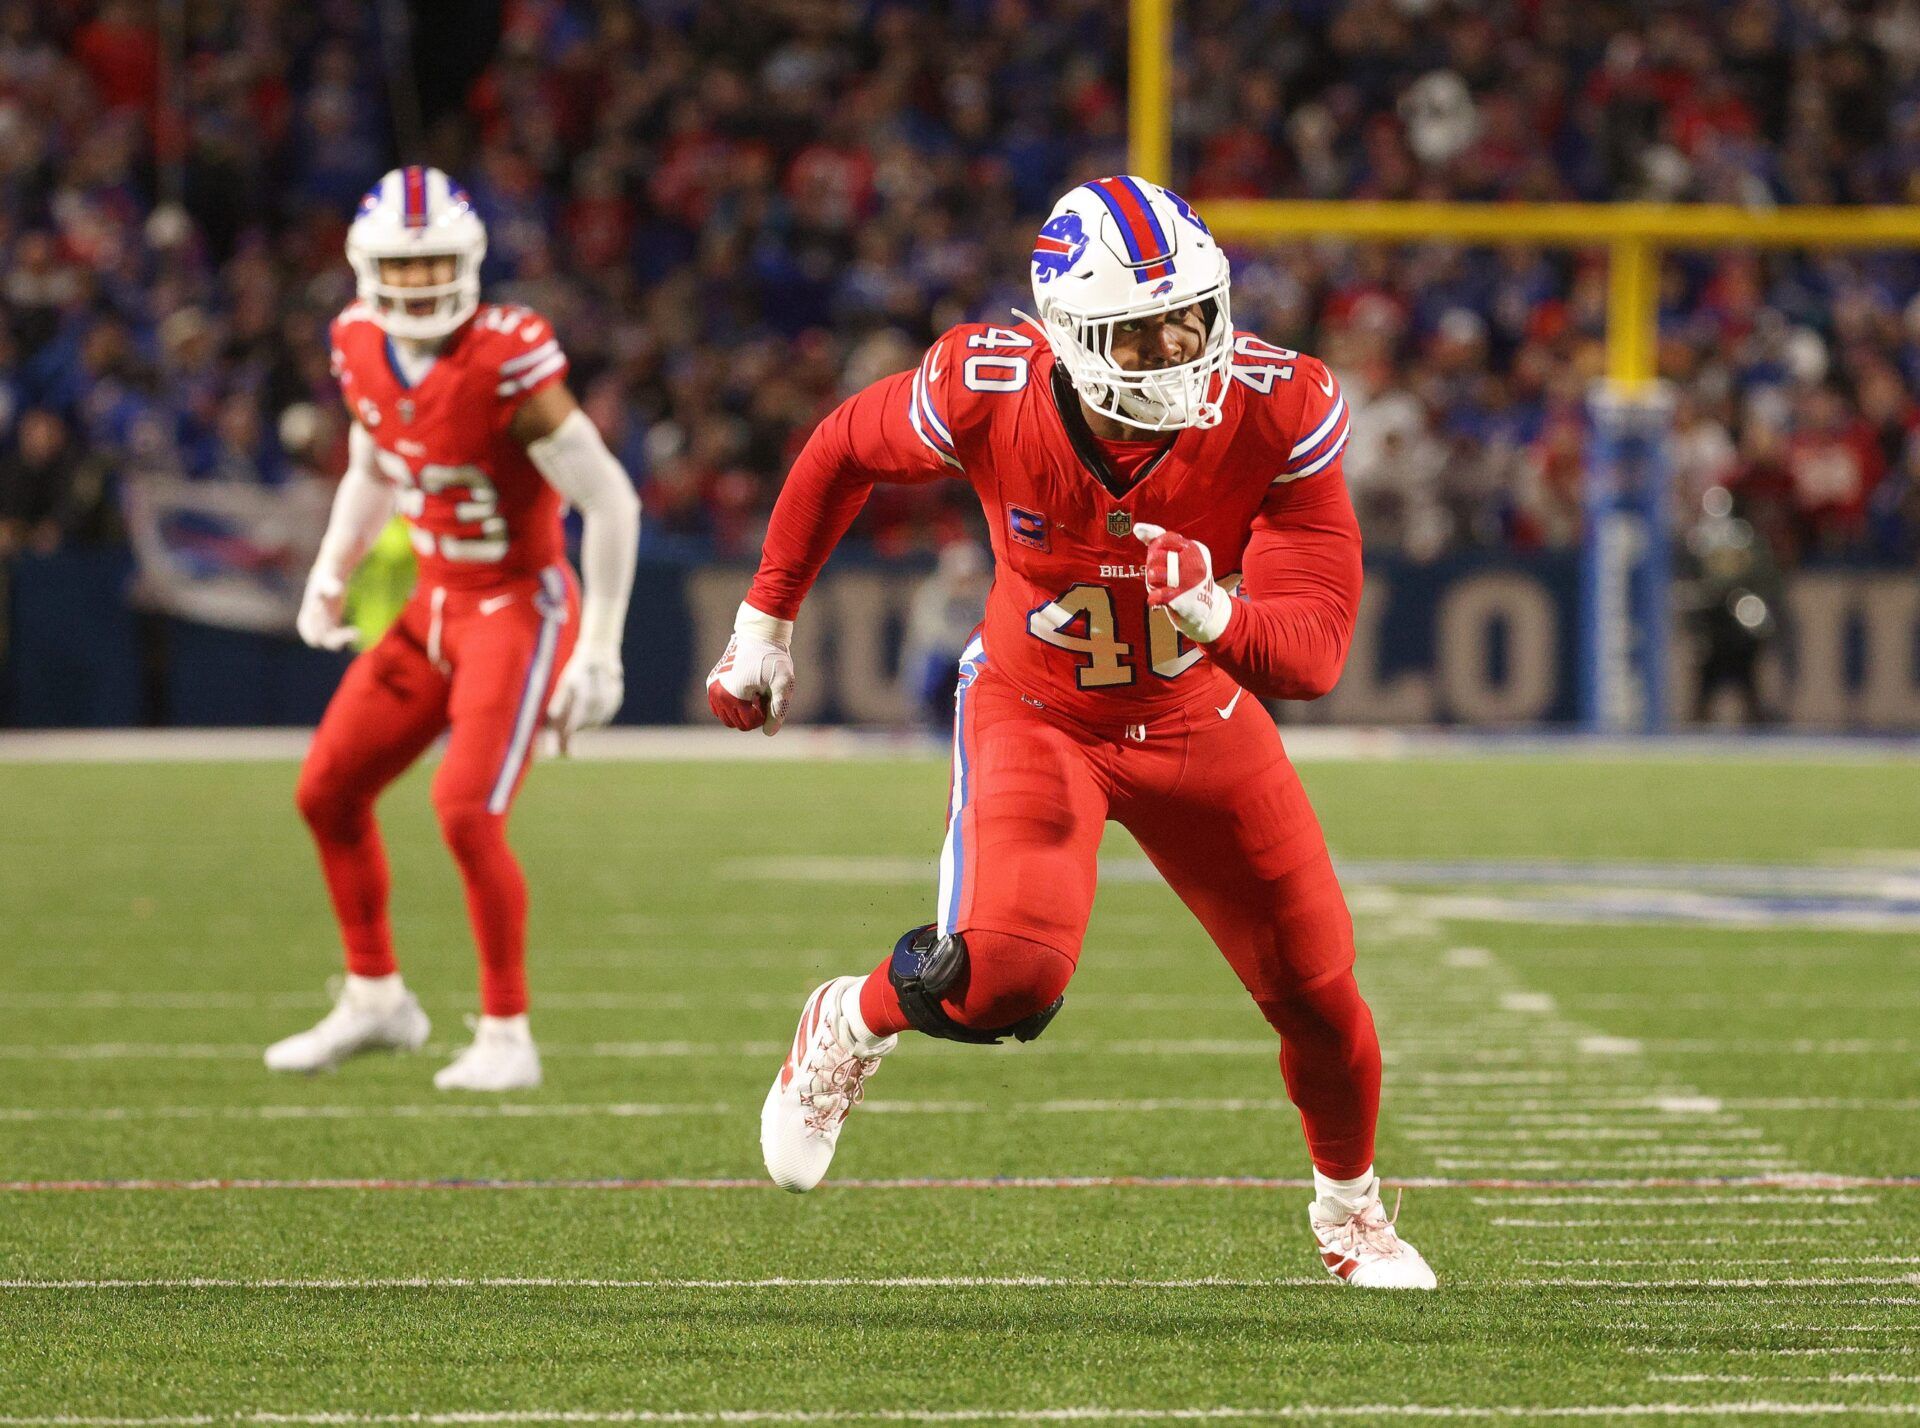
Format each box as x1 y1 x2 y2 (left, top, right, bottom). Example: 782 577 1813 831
2 748 1917 1426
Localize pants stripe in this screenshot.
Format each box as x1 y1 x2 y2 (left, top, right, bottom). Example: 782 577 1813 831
486 567 567 815
936 636 987 935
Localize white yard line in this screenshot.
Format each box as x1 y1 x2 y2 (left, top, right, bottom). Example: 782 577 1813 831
0 991 1275 1014
0 1097 1837 1129
20 1274 1908 1293
1652 1375 1920 1385
1396 1097 1920 1113
4 1402 1920 1425
1472 1196 1879 1207
1492 1218 1867 1229
1372 942 1857 1196
3 1174 1917 1194
1404 1128 1768 1142
0 1040 1298 1062
0 1275 1322 1291
1632 1348 1919 1358
1537 1259 1920 1268
1435 1162 1803 1174
0 1097 1308 1123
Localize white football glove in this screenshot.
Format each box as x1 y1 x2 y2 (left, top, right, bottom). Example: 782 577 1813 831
296 571 359 651
707 602 796 736
545 645 624 753
1134 521 1233 644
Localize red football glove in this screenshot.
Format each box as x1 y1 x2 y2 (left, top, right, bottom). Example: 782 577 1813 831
1134 522 1233 643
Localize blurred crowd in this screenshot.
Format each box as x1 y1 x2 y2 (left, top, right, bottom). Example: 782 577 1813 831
4 0 1920 573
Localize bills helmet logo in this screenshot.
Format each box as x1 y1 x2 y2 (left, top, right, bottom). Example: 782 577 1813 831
1165 187 1211 236
1032 212 1090 284
1150 279 1175 297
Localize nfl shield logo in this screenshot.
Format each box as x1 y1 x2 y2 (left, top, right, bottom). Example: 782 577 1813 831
398 398 416 424
1107 510 1132 537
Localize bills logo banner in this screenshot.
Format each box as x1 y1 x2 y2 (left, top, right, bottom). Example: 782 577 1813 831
1008 505 1050 551
123 475 334 634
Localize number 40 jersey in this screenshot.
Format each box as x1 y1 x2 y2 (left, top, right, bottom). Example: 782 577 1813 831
748 321 1364 728
330 301 570 590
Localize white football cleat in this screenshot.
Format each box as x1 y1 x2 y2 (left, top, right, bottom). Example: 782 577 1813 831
761 976 896 1193
433 1014 542 1092
264 976 430 1073
1310 1180 1438 1289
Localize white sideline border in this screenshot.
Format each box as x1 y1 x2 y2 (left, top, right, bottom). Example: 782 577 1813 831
6 1274 1919 1290
5 1174 1916 1192
4 1403 1920 1423
5 727 1920 764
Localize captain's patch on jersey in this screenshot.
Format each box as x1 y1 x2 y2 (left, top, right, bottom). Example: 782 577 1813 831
1008 504 1050 552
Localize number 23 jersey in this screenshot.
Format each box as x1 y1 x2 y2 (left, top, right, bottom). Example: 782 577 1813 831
330 302 570 590
749 321 1360 726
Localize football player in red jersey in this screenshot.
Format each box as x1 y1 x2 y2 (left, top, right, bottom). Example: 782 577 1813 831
707 176 1434 1288
265 167 640 1092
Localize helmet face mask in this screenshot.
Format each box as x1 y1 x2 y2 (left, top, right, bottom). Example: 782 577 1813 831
1046 289 1233 433
346 167 487 342
1030 176 1233 432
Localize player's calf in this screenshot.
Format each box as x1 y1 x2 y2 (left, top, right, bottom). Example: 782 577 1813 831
872 926 1070 1043
761 928 1072 1192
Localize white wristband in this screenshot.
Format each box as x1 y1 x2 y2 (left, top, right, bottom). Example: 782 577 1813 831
736 601 793 647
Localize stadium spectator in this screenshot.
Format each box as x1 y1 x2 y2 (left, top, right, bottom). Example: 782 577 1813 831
0 407 111 556
6 0 1920 604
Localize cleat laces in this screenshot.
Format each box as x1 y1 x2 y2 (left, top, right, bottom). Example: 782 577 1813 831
1323 1189 1408 1269
801 1048 881 1133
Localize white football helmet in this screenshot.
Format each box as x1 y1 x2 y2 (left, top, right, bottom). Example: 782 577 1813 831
1028 176 1232 431
345 166 486 342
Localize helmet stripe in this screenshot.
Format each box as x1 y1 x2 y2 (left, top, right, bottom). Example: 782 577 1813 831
1113 176 1173 260
1085 177 1175 282
403 166 427 229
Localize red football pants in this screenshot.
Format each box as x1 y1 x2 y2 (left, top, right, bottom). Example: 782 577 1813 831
862 655 1379 1179
295 565 578 1017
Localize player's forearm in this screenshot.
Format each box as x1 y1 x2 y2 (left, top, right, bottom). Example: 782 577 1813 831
1207 592 1358 701
312 424 395 582
1207 483 1363 701
745 409 876 622
525 409 640 654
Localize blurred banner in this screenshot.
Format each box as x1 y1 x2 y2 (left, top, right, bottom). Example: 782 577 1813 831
6 550 1918 730
122 476 332 635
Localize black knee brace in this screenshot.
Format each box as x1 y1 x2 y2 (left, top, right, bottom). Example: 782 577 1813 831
886 924 1063 1045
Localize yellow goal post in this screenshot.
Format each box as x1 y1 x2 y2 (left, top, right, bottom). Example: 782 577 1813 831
1126 0 1920 732
1126 0 1920 393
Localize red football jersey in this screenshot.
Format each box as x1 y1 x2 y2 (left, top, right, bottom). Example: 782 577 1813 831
749 322 1363 725
330 301 570 590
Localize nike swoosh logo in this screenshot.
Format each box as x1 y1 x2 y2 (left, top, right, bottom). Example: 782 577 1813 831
478 594 516 615
928 347 944 382
1316 370 1334 396
1215 687 1245 720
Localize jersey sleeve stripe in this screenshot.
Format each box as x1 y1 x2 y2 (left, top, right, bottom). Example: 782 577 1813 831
908 359 962 469
1278 423 1349 482
1289 392 1345 460
496 352 568 397
500 339 562 375
916 348 956 446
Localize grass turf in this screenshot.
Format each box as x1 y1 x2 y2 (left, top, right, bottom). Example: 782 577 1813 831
0 752 1916 1425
